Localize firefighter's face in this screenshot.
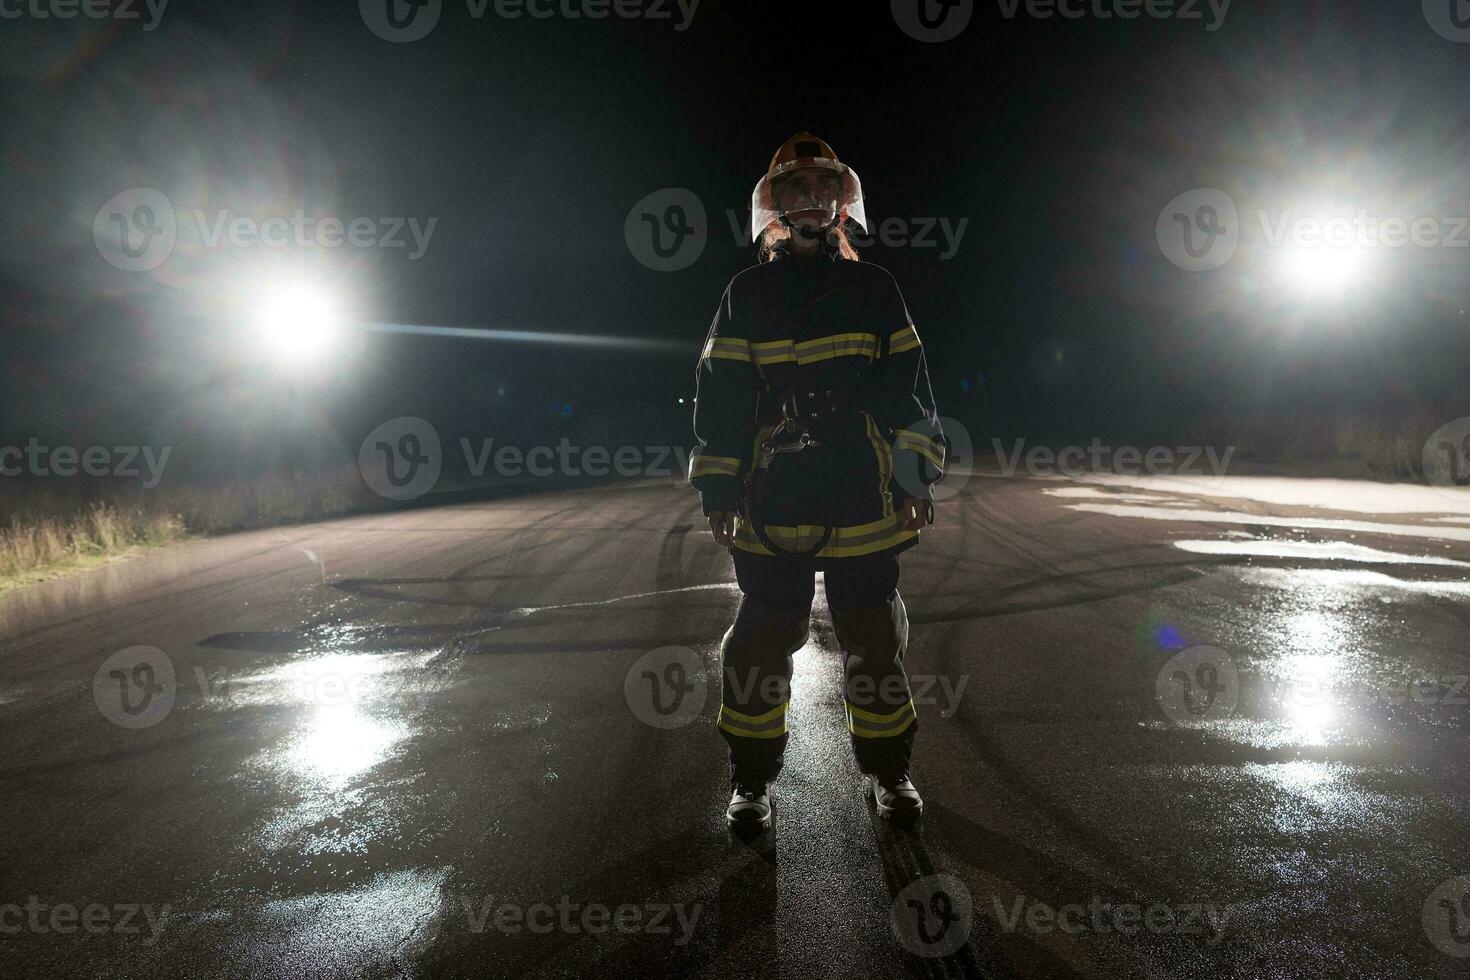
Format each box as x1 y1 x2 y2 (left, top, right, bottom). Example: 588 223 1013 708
774 169 841 229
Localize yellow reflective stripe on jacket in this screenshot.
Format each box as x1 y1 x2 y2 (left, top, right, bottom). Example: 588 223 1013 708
688 454 743 480
846 699 917 738
702 337 753 363
864 413 894 518
888 324 922 354
731 512 919 559
894 429 945 469
750 332 880 367
718 702 789 739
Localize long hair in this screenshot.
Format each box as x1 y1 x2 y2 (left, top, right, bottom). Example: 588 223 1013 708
758 218 862 263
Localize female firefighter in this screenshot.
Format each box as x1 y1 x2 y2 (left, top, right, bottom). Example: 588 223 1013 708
688 133 945 832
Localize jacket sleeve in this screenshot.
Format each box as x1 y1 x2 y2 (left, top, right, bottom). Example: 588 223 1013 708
867 276 945 502
689 284 758 516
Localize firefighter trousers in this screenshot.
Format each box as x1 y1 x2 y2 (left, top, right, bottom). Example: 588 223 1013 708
717 549 918 786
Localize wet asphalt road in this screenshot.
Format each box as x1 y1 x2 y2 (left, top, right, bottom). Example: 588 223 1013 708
1 470 1468 979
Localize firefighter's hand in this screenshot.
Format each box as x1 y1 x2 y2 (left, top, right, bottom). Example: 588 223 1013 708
708 511 736 547
898 497 929 531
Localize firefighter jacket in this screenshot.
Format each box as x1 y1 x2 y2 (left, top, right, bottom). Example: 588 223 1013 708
688 249 945 559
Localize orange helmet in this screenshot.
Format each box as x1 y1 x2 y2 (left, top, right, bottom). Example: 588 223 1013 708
751 132 868 241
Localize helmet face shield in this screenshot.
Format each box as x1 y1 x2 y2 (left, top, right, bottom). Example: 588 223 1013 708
752 159 866 241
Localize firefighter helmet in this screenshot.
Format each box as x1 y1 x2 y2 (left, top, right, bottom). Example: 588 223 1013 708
751 132 868 241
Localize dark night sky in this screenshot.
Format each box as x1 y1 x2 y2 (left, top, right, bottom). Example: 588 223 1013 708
2 0 1468 480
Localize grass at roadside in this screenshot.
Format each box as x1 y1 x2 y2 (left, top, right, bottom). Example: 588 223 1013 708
0 467 373 595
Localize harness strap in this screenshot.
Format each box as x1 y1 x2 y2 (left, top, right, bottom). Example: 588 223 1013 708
744 388 846 559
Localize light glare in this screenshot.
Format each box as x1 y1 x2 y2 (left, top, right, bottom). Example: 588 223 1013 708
257 283 342 366
1275 244 1372 300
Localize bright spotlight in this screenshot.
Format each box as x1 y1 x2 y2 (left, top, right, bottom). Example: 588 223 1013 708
256 283 343 366
1274 244 1374 301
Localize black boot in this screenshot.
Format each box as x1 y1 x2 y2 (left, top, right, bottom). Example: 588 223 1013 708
727 781 772 833
866 773 922 824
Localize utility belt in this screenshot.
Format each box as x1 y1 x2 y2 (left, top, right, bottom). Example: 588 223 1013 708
756 387 857 445
742 387 861 558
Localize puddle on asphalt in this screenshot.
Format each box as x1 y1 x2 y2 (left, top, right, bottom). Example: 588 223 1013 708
1043 487 1178 503
1238 565 1470 599
222 650 447 709
230 868 450 975
286 704 409 787
1142 550 1468 753
1069 503 1470 544
1172 538 1470 568
1233 761 1443 839
223 649 458 855
1077 474 1470 516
